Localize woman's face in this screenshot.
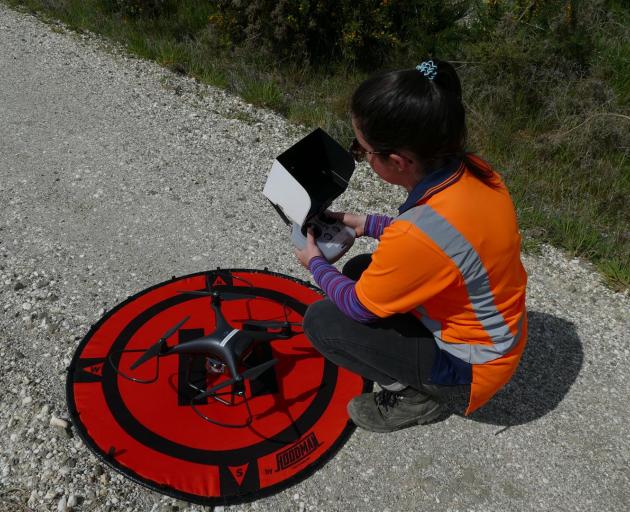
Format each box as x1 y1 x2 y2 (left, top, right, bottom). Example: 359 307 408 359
351 118 402 185
351 117 421 190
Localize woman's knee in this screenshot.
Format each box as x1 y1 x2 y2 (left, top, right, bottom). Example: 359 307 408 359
302 299 341 349
341 253 372 280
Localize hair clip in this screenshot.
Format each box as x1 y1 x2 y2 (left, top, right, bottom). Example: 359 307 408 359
416 60 437 80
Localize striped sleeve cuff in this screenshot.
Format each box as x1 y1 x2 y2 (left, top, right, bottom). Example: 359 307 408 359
308 256 378 323
364 214 393 239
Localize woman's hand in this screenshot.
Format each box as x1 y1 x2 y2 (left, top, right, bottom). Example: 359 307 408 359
327 211 367 237
294 228 323 268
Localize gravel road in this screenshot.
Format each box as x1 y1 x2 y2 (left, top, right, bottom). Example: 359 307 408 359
1 4 629 512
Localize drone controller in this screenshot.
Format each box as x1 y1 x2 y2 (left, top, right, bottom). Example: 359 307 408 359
290 213 355 262
263 128 356 262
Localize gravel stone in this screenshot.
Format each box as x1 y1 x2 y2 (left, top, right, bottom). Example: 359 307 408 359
0 4 628 512
50 416 69 430
57 495 68 512
67 493 78 509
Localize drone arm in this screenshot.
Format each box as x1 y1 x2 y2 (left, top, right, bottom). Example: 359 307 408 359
243 330 287 342
211 298 232 333
241 325 301 342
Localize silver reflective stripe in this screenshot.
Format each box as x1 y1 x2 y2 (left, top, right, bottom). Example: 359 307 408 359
417 305 442 339
399 205 521 364
220 329 240 347
432 316 524 364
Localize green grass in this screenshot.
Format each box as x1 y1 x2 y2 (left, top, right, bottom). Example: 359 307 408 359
490 134 630 289
4 0 629 289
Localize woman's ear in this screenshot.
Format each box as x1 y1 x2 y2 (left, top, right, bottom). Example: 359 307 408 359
388 153 414 173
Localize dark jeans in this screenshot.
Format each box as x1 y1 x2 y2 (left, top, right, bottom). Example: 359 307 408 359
303 254 467 398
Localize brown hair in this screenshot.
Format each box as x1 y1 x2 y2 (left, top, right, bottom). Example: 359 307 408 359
351 59 496 185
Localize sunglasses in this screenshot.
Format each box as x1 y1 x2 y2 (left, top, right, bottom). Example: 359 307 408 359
349 138 389 162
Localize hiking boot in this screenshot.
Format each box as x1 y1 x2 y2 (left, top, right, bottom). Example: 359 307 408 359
347 387 443 433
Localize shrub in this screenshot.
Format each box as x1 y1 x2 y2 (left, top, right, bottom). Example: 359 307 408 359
460 0 599 129
100 0 173 18
210 0 469 69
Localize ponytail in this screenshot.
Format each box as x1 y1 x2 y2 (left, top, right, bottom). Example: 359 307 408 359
463 153 501 187
351 59 499 188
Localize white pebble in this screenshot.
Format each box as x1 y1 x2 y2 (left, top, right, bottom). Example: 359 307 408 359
50 416 69 430
27 490 38 508
57 495 67 512
67 493 77 509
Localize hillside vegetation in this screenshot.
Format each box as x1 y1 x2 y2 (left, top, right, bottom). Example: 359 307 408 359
6 0 630 288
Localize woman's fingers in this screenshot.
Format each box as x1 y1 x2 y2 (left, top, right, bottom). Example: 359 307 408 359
306 227 317 247
324 210 344 221
326 210 353 225
324 210 365 236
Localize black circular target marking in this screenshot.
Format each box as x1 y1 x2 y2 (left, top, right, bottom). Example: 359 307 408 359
67 269 370 506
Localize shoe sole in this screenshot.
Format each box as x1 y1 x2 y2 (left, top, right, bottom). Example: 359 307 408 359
347 402 443 434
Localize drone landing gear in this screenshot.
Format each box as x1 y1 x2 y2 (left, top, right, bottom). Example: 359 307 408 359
107 348 161 384
109 347 277 429
187 350 279 428
190 379 254 429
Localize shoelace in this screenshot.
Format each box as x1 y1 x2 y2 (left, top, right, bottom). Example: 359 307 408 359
375 389 399 411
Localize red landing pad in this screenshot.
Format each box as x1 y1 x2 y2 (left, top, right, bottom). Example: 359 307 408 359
66 269 369 506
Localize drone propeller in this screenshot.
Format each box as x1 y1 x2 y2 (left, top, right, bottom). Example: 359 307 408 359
176 289 258 301
241 320 302 330
194 358 278 401
130 316 190 370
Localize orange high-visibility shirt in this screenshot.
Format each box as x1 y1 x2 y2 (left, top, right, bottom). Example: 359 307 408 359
356 157 527 414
